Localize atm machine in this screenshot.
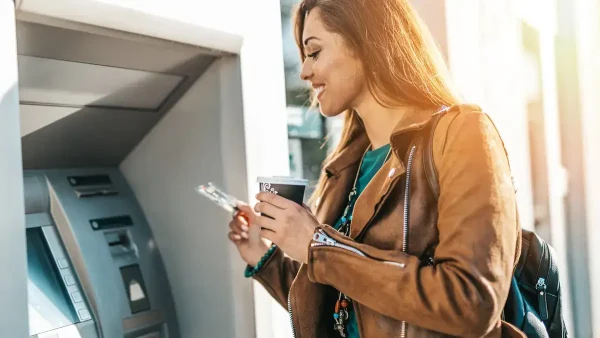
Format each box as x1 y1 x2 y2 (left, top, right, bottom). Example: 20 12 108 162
14 11 228 338
24 170 177 338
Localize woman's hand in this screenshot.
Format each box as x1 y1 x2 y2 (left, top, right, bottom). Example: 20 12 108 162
253 192 320 264
228 202 270 267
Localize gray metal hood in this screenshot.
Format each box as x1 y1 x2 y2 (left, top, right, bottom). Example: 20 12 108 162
17 17 221 169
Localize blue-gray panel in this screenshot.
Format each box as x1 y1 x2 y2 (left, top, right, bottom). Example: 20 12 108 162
39 168 179 338
24 174 50 214
26 227 79 335
26 213 54 228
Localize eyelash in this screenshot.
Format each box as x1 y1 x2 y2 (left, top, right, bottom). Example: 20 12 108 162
307 50 321 60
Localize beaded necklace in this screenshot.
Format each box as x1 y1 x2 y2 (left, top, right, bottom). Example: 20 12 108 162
333 145 392 337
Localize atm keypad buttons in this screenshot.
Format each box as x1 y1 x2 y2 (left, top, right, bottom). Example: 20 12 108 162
56 258 69 269
71 291 83 303
78 308 91 321
63 274 76 286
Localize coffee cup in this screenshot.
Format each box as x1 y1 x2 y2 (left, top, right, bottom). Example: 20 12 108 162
256 176 309 214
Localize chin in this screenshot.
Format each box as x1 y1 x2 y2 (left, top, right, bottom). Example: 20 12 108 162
318 101 346 118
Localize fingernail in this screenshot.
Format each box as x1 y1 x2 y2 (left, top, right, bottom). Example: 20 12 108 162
241 225 249 232
241 232 248 239
234 235 241 240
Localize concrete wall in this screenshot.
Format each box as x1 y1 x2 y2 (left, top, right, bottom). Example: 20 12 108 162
0 2 29 337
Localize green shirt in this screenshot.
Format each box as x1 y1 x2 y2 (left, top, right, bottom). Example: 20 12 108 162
332 143 391 338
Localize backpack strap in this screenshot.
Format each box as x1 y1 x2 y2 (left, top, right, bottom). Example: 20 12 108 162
423 109 516 200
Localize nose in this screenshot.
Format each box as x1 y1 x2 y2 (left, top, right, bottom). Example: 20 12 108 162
300 59 313 81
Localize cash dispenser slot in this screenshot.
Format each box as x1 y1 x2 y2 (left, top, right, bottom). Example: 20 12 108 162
67 175 113 187
68 175 119 198
105 230 138 260
74 186 119 198
90 215 133 231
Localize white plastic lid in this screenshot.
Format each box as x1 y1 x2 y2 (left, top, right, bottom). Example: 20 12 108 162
256 176 309 186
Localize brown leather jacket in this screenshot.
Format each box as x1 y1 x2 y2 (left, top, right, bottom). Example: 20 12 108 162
253 104 525 337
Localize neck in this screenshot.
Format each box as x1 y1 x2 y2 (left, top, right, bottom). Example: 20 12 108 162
353 94 410 149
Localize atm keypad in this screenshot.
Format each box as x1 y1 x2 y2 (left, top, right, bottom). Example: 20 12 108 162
78 308 92 321
71 291 83 303
63 274 76 286
56 258 69 269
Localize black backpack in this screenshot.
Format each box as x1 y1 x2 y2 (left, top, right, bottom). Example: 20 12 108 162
422 111 568 338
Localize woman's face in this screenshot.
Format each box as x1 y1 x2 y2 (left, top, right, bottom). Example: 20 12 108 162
300 9 367 117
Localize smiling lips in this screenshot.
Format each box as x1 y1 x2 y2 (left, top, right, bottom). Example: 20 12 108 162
314 85 326 99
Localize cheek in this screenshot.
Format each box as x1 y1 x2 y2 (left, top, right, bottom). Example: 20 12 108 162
316 58 364 115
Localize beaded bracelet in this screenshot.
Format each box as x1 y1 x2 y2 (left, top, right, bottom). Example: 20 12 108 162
244 244 278 278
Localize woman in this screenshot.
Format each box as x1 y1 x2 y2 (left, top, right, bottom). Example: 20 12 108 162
228 0 524 337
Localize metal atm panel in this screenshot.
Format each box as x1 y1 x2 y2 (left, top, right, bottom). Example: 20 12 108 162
24 169 179 338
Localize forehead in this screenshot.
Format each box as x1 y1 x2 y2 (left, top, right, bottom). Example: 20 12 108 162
302 8 327 42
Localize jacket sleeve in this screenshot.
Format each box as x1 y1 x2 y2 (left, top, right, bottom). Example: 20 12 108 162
252 247 302 309
306 111 519 337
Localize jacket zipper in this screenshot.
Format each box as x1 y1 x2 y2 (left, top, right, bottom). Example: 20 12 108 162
401 145 416 338
312 231 366 257
288 291 297 338
311 229 406 267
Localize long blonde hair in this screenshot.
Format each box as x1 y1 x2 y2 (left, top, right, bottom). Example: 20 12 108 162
293 0 461 207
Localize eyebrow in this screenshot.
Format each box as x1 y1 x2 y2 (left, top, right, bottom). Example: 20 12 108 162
303 36 320 46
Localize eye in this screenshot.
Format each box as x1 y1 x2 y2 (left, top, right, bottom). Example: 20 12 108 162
307 50 321 60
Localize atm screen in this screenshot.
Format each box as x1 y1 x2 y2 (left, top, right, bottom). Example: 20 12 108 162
26 227 79 336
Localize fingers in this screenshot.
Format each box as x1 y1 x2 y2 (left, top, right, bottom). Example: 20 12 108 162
256 192 296 209
229 213 249 239
228 231 242 242
254 201 283 219
253 214 279 232
260 228 277 243
236 203 255 216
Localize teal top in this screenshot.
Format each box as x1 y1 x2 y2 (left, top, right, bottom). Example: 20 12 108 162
333 143 391 338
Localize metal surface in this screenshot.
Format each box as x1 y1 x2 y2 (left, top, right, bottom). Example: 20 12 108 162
18 55 185 111
16 19 217 170
48 180 104 337
40 226 95 329
0 2 29 336
42 168 179 337
23 173 50 214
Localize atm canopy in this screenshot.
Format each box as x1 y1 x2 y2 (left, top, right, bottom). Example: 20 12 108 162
17 19 224 169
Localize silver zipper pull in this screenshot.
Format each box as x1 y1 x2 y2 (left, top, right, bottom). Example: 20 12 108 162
313 231 336 245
